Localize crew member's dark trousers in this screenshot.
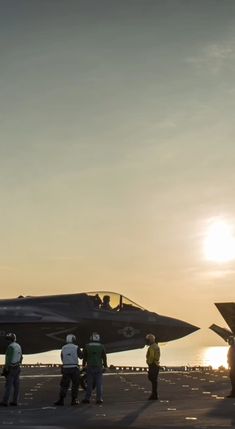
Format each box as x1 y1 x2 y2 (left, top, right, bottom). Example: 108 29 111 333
85 367 103 401
59 367 80 400
230 368 235 394
148 364 159 397
2 366 20 404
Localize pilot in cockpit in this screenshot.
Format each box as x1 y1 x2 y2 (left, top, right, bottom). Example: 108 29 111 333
100 295 112 311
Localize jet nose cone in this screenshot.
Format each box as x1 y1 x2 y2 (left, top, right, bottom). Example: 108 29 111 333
150 314 199 342
169 319 199 341
178 320 199 336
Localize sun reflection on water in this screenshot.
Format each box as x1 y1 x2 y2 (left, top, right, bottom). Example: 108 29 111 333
201 346 228 369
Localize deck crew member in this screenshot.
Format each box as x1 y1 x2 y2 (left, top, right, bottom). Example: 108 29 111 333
227 336 235 398
146 333 160 400
54 334 83 406
0 333 23 407
82 332 107 404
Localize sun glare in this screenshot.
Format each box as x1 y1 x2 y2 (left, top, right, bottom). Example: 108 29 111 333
202 346 228 369
204 219 235 263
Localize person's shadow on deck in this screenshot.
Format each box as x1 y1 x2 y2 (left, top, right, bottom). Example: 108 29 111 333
114 401 153 427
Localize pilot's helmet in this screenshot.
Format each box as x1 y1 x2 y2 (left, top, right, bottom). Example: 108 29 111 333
145 333 156 345
90 332 100 342
66 334 76 344
228 336 235 345
5 333 16 342
103 295 110 302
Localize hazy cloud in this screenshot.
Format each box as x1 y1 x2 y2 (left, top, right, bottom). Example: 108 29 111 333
185 39 235 74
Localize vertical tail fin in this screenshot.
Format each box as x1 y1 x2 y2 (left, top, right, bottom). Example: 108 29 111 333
215 303 235 333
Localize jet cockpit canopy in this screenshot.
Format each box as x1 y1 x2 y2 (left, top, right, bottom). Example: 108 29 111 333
87 291 145 312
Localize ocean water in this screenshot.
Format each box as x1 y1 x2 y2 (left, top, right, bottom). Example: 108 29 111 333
0 345 228 369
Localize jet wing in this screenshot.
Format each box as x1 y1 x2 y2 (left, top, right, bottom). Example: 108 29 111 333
215 303 235 333
209 323 233 342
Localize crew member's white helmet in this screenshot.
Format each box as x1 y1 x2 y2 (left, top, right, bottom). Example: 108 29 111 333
66 334 76 344
90 332 100 342
228 336 235 345
146 333 156 343
5 333 16 342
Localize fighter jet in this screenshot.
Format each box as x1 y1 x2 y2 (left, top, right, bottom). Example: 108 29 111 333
210 303 235 342
0 291 199 354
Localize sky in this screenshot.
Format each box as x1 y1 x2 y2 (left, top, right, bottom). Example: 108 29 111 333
1 0 235 360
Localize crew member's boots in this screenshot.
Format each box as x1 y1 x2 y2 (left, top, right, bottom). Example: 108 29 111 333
226 391 235 398
71 398 79 406
148 394 158 400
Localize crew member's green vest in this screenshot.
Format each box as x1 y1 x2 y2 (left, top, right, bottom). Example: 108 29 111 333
85 342 106 367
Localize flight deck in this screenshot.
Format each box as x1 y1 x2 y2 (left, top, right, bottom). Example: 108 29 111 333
0 367 235 428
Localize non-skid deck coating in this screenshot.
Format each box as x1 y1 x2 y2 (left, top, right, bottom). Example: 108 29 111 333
0 368 235 428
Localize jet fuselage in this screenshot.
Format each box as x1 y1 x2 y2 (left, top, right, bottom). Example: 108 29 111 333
0 292 199 354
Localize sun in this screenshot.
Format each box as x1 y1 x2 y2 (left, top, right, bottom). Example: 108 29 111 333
204 219 235 263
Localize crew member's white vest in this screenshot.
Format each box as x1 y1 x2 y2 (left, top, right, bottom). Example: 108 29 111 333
61 343 79 368
9 342 22 365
